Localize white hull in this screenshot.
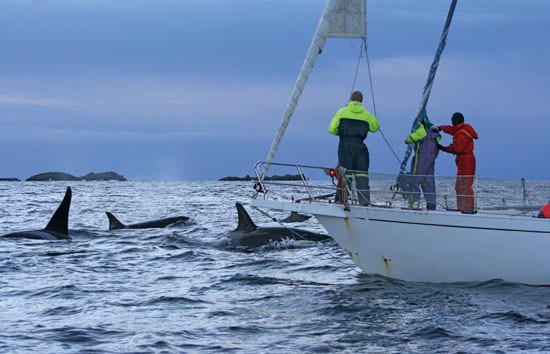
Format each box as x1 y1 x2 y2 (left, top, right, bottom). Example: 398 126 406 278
251 199 550 285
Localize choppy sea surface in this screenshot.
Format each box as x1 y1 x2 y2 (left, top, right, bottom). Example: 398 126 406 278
0 181 549 353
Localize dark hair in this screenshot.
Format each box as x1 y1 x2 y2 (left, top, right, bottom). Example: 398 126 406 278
451 112 464 125
350 91 363 103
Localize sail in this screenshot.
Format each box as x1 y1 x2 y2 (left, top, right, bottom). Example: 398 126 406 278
399 0 458 175
261 0 366 178
327 0 365 39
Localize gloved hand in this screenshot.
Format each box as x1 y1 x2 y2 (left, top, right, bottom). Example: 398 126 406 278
436 143 444 150
405 136 413 144
431 126 441 132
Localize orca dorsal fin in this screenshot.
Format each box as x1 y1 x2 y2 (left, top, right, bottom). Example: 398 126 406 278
106 212 126 230
44 187 71 235
235 202 257 232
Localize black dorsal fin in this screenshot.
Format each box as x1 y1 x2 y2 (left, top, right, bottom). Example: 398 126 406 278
105 212 126 230
235 202 257 232
44 187 71 235
280 211 311 223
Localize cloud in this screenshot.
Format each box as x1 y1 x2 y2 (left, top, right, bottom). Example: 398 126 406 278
0 94 76 107
0 125 225 142
0 74 298 140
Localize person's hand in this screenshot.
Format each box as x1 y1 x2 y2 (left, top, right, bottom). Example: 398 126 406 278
431 126 441 132
436 143 444 150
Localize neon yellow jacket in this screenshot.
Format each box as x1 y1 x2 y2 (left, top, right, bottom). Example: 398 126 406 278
405 124 427 144
328 101 380 136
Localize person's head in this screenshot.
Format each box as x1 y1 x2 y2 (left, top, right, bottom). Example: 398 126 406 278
451 112 464 125
350 91 363 103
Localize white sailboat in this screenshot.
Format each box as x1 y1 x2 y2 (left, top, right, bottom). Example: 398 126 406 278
249 0 550 285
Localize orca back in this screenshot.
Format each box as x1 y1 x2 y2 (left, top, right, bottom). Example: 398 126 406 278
2 187 72 240
229 202 330 246
128 216 189 229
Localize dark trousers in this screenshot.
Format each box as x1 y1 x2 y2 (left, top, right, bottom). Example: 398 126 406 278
337 141 370 205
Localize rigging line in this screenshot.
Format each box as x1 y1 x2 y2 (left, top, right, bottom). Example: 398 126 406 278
251 206 310 242
350 39 363 94
378 129 401 166
363 37 402 165
363 38 377 117
363 3 401 167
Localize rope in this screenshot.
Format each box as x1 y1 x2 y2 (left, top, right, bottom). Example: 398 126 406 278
363 38 376 117
362 37 402 166
349 32 402 168
252 206 316 243
349 39 363 94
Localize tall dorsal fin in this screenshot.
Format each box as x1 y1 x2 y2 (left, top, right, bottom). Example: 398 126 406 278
44 187 71 235
105 212 126 230
235 202 257 232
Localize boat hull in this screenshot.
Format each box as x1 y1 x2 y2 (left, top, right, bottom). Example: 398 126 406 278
251 199 550 285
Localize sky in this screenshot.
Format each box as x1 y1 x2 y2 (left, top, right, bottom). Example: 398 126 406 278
0 0 549 181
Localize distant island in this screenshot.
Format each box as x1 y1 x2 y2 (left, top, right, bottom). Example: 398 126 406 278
219 174 306 181
0 178 20 182
26 171 127 182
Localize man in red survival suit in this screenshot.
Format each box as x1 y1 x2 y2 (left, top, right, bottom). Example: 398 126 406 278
538 203 550 218
436 112 479 214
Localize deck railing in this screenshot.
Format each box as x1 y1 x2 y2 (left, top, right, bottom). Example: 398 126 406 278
252 162 549 217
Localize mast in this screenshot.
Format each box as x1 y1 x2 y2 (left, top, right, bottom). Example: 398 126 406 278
261 0 365 178
399 0 458 174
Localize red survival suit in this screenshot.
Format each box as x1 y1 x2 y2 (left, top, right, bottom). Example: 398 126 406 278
440 122 479 213
538 203 550 218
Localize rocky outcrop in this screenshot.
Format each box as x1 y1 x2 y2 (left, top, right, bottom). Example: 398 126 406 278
219 175 255 181
26 172 80 181
80 172 126 181
219 174 306 181
26 171 127 181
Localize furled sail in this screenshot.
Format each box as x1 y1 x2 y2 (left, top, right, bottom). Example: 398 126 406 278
399 0 458 175
261 0 366 178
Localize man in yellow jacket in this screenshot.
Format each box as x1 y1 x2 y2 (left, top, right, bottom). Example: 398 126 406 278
328 91 380 205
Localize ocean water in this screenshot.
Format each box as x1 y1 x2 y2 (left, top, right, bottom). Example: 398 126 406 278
0 181 549 353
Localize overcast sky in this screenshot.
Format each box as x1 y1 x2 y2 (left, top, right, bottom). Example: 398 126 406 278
1 0 549 180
